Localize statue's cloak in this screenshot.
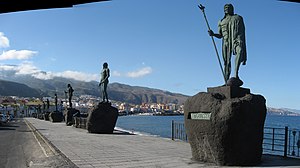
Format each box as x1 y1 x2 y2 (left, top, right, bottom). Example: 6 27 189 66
229 14 247 64
220 14 247 65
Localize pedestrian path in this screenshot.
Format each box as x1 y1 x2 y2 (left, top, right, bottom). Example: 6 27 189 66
25 118 300 168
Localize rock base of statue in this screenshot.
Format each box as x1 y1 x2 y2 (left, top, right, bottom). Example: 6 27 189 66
184 85 266 166
65 108 80 126
49 111 64 122
43 112 50 121
87 102 118 134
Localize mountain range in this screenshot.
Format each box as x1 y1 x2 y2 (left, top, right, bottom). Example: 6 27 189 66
267 107 300 116
0 75 300 115
0 79 42 97
0 75 189 105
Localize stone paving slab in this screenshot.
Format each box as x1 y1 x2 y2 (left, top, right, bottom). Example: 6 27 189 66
25 118 300 168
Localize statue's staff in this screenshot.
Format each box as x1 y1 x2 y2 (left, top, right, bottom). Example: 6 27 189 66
198 4 227 85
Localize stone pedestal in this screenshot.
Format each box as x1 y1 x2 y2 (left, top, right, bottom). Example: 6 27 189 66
184 86 266 166
207 86 250 98
64 108 80 126
49 111 63 122
87 102 118 134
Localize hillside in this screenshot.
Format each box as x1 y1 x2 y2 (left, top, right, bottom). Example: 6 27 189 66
267 107 300 116
1 77 300 112
0 76 189 104
0 80 43 97
108 83 188 105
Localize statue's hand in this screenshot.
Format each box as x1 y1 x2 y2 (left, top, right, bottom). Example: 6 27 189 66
208 30 214 36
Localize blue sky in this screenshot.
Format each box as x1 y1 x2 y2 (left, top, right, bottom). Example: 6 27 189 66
0 0 300 109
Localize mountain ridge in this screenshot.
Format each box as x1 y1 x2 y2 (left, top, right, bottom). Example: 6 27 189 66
0 76 189 105
0 75 300 113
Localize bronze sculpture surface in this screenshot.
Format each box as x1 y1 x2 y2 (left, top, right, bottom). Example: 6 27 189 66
67 84 74 108
208 4 247 83
99 62 110 103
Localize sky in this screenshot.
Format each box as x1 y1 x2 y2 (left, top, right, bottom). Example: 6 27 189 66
0 0 300 109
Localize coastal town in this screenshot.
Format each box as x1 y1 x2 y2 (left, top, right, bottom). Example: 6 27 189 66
2 94 300 122
0 95 184 119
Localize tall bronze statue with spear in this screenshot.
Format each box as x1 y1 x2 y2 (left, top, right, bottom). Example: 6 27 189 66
198 4 247 86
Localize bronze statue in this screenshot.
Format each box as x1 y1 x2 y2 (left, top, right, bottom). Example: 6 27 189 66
67 84 74 108
208 4 247 83
54 93 58 112
46 98 50 110
43 101 46 111
99 62 110 102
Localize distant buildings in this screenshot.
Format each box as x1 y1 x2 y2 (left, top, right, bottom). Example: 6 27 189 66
0 95 184 117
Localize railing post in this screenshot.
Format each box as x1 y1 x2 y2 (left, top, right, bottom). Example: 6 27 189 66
171 120 174 140
272 128 275 151
284 126 288 158
292 130 297 156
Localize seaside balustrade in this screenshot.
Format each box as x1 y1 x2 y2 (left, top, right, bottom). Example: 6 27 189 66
171 120 188 142
73 117 87 129
263 127 300 158
171 120 300 159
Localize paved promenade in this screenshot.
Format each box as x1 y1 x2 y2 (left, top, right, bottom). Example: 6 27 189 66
25 118 300 168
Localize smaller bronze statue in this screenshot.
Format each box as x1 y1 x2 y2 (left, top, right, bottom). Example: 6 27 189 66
46 98 50 110
67 84 74 108
99 62 110 103
43 101 46 112
54 93 58 112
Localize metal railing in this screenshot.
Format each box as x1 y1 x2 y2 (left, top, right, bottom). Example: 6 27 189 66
263 127 300 158
171 120 188 142
171 120 300 159
73 117 87 129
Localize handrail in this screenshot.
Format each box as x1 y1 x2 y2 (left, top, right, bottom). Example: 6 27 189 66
171 120 300 159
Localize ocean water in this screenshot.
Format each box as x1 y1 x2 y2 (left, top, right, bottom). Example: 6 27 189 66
116 115 300 138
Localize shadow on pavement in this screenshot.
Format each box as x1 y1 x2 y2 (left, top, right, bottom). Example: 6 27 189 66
0 124 19 128
0 123 19 131
0 127 16 131
259 154 300 167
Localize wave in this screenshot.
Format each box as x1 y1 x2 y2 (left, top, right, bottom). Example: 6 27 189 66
115 126 158 137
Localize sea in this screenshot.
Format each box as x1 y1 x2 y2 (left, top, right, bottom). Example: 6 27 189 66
116 115 300 138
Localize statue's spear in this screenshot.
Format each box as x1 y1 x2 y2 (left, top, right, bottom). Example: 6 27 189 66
198 4 227 85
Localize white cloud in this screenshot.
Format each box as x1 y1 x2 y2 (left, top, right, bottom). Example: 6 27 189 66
0 63 98 82
15 62 40 75
0 64 16 71
0 32 9 48
0 50 37 60
55 71 98 82
0 63 152 82
126 67 152 78
112 71 121 77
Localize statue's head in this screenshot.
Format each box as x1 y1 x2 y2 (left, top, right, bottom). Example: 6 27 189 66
67 83 71 87
224 4 234 15
103 62 108 68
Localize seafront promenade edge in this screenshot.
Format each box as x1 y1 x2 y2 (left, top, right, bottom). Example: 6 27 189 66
25 118 300 168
